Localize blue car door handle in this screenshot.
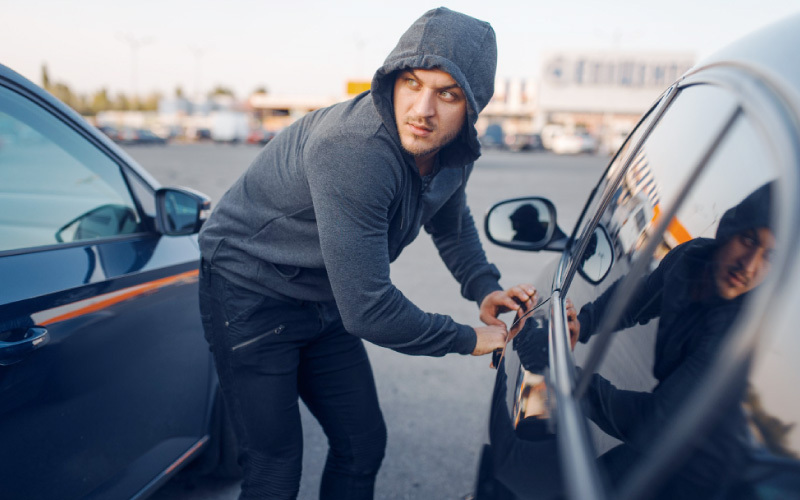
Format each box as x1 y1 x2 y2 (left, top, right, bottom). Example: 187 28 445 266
0 327 49 365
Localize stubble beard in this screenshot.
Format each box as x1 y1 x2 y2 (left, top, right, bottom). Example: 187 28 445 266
399 118 462 159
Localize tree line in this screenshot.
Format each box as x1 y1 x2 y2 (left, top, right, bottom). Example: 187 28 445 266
40 64 254 116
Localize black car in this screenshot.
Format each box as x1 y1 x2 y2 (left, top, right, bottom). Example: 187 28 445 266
0 63 237 499
504 133 543 152
476 14 800 500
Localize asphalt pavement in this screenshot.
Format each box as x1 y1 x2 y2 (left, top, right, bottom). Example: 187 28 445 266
124 143 606 500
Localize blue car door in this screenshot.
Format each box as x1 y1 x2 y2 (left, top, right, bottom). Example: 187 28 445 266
0 77 212 499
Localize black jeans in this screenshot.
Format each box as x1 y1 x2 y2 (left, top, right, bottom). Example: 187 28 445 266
199 261 387 499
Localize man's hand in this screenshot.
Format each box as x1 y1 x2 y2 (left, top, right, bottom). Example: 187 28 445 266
471 325 508 356
566 298 580 350
479 284 538 326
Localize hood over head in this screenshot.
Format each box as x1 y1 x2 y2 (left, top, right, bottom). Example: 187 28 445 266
371 7 497 166
715 181 774 246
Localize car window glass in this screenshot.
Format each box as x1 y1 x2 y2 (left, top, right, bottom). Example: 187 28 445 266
0 86 143 252
569 96 659 252
567 83 782 497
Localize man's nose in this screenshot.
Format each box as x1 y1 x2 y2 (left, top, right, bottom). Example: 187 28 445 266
740 249 762 276
412 90 436 117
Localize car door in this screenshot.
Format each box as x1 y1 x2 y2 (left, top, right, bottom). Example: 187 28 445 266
0 75 212 499
475 88 669 500
555 65 798 500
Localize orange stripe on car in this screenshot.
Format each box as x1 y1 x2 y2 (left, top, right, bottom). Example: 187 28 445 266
34 270 199 326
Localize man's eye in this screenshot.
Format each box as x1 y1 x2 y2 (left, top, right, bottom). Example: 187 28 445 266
406 78 420 89
440 90 457 101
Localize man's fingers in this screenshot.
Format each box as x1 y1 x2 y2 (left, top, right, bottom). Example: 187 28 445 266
481 313 506 327
509 284 538 309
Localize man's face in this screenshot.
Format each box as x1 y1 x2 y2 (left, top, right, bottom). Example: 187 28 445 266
393 68 467 163
713 227 775 300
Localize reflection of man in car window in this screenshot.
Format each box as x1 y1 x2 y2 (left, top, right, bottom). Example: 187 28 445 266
569 182 774 498
510 203 547 243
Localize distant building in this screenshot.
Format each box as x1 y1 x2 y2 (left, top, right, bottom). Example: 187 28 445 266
537 50 695 150
480 77 538 138
247 93 340 131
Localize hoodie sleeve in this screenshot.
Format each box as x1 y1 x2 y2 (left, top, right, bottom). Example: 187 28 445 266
424 169 502 306
305 133 477 356
584 330 726 450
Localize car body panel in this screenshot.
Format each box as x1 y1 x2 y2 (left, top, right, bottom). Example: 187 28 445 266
479 13 800 500
0 63 216 499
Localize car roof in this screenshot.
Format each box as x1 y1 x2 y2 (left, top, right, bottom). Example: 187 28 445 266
692 13 800 113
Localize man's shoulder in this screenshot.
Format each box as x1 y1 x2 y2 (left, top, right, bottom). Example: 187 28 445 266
304 96 404 172
311 93 385 141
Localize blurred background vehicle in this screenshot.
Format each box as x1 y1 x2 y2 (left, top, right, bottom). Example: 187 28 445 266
96 124 120 141
210 111 249 143
129 127 167 145
480 123 506 149
549 131 598 155
246 127 276 145
504 133 543 152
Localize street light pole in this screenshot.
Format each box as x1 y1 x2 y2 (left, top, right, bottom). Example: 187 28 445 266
190 46 208 102
118 33 153 107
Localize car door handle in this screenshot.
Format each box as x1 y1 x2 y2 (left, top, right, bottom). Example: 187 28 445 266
0 327 49 365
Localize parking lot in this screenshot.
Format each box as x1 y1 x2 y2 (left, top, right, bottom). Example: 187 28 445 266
125 144 607 500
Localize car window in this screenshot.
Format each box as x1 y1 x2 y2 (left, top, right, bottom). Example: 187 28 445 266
566 82 783 497
564 88 670 286
0 85 143 252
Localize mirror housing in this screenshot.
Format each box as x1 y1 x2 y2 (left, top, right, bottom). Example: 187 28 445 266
484 197 568 251
155 187 211 236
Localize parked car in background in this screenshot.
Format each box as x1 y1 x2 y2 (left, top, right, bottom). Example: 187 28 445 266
549 131 598 155
96 124 120 141
108 127 169 146
504 133 543 152
476 14 800 500
481 123 506 149
0 62 238 499
210 111 249 143
600 128 631 156
132 128 168 145
246 127 276 145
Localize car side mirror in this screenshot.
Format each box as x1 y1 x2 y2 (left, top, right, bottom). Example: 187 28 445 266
155 187 211 236
484 197 567 251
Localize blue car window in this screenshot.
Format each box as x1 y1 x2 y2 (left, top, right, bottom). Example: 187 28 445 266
0 85 144 252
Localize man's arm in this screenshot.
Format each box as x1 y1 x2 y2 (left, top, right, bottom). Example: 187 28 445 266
583 331 723 449
573 240 697 344
305 134 505 356
423 166 537 319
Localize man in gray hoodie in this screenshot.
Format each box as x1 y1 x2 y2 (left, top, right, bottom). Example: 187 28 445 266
198 7 535 499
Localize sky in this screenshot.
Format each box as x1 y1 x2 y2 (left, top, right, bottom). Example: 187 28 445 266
1 0 798 100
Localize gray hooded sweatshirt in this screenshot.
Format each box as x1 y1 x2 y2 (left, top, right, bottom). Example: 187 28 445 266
199 7 502 356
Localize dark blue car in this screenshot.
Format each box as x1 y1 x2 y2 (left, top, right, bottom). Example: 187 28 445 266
0 64 236 499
